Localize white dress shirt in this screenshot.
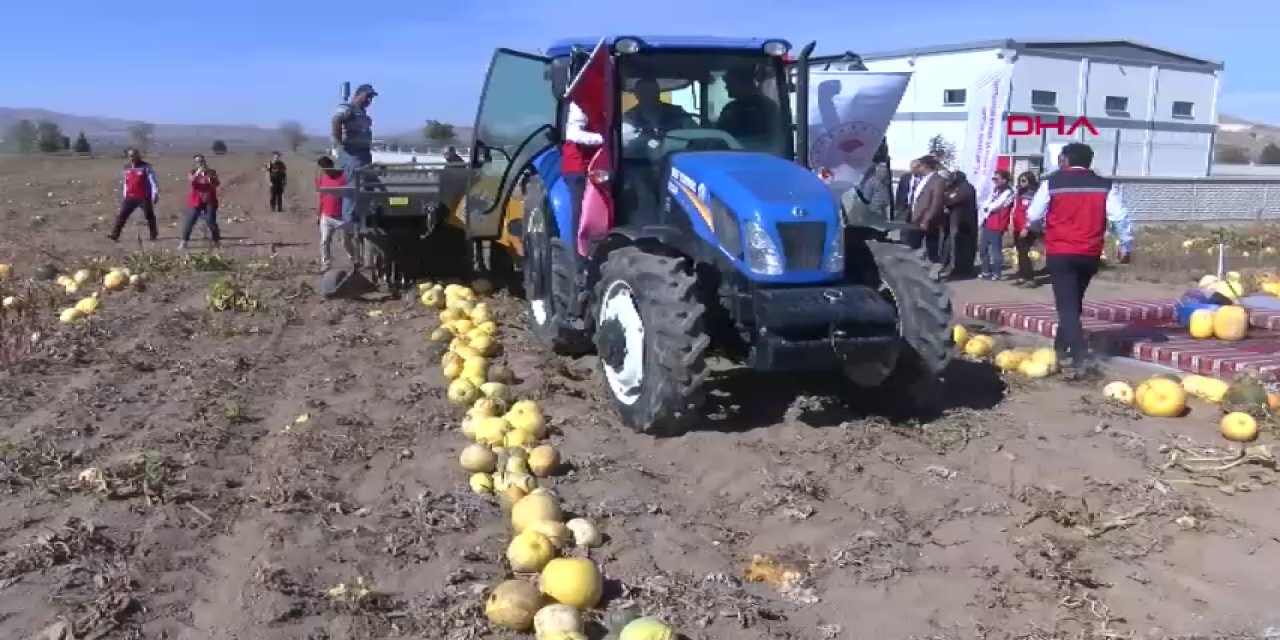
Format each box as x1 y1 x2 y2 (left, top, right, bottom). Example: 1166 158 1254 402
565 102 603 146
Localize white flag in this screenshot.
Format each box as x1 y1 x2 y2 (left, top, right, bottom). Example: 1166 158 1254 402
961 64 1012 205
806 71 911 192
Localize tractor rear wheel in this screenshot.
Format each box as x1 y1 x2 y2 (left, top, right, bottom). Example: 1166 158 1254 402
521 175 590 354
850 240 954 415
594 246 710 436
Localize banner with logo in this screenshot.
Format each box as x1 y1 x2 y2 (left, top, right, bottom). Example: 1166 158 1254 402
806 71 911 193
962 64 1012 205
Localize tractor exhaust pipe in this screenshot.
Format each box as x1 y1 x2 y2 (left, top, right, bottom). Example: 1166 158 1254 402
340 81 351 102
795 41 817 169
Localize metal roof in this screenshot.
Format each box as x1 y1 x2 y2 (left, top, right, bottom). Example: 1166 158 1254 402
858 39 1223 71
544 36 789 58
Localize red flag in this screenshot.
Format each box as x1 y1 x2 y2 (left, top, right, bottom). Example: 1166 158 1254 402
566 39 614 256
565 38 610 135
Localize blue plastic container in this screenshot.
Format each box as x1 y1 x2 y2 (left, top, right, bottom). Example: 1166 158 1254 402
1175 302 1220 327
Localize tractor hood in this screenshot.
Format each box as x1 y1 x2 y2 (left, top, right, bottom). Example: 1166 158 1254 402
668 151 844 282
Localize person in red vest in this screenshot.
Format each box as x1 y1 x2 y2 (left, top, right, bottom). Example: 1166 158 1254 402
1024 143 1134 372
179 154 221 250
562 98 604 246
108 147 160 242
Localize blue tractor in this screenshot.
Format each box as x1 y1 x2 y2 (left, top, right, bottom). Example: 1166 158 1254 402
461 36 953 435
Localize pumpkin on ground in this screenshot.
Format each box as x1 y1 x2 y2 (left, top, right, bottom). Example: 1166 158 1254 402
485 579 544 631
1134 378 1186 418
1184 375 1229 404
539 557 603 609
993 350 1026 372
1222 380 1270 416
963 335 994 359
1212 305 1248 341
1102 381 1134 405
1220 412 1259 442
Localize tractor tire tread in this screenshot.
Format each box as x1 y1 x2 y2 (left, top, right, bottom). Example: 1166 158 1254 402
867 240 954 414
597 246 710 436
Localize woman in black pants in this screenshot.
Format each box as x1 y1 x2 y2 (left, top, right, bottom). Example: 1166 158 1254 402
1010 171 1040 287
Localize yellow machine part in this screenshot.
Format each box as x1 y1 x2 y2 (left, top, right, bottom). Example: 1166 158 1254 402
446 189 526 257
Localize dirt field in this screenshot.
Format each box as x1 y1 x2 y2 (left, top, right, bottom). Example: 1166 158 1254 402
2 153 1279 640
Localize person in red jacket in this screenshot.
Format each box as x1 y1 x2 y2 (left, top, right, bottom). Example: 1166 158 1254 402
1024 143 1134 371
179 154 221 250
1009 171 1040 287
108 148 160 242
316 155 358 272
977 170 1013 280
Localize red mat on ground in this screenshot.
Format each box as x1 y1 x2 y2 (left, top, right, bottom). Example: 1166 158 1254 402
962 298 1280 379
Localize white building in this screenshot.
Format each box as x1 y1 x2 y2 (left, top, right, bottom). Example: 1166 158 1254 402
854 39 1223 177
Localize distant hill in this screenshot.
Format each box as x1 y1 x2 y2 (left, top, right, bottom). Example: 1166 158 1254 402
0 107 298 153
0 106 473 154
1215 114 1280 163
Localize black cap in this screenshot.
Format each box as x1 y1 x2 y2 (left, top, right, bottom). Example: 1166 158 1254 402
354 83 378 97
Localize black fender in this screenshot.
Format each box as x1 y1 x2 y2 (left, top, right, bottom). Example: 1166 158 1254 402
591 224 707 263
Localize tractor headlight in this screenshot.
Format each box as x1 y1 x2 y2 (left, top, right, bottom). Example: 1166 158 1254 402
824 228 845 273
743 220 784 276
762 40 790 57
614 37 641 55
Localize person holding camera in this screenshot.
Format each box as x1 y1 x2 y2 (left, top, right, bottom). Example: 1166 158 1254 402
179 154 221 250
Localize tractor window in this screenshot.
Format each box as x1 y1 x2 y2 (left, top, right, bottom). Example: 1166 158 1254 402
464 48 554 238
616 53 790 161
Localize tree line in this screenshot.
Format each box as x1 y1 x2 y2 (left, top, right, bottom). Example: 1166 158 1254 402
1216 143 1280 166
2 119 310 156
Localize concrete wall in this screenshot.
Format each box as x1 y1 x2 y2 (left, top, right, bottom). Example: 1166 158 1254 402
1113 177 1280 223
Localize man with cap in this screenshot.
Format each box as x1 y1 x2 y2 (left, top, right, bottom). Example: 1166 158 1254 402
331 83 377 224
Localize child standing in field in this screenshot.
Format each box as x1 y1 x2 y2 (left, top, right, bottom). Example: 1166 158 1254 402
316 156 358 271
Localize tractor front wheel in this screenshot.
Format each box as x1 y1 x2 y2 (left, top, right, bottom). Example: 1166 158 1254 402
848 240 954 415
594 247 710 436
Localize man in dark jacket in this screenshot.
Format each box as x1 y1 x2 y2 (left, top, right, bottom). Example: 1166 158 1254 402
942 170 978 278
1025 143 1134 371
108 148 160 242
266 152 287 212
893 158 921 223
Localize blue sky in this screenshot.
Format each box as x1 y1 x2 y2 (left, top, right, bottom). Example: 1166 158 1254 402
0 0 1274 134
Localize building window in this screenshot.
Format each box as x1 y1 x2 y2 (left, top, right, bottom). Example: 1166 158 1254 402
1105 96 1129 114
1172 101 1195 119
1030 90 1057 109
943 89 966 106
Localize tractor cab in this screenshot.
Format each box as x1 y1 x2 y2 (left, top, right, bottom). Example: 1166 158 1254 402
604 43 795 228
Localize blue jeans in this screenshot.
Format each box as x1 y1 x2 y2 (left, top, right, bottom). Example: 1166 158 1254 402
979 228 1004 277
181 204 220 244
337 147 373 224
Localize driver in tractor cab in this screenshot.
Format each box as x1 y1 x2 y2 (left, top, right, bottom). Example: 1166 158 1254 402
622 78 697 137
716 65 779 146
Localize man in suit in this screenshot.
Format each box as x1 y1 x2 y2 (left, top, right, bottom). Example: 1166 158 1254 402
910 156 948 262
893 158 921 222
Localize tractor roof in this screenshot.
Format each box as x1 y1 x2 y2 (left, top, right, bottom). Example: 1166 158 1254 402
544 36 789 58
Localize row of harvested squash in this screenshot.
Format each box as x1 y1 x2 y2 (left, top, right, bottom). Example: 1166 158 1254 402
420 282 675 640
1187 305 1250 341
0 264 147 325
1103 373 1277 442
953 326 1060 378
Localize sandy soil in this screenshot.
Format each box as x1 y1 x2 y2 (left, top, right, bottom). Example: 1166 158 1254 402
1 153 1278 640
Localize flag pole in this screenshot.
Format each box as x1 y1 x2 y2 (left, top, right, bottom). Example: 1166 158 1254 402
564 38 608 98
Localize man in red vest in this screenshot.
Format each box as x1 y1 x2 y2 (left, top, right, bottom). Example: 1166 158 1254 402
108 147 160 242
1024 142 1134 371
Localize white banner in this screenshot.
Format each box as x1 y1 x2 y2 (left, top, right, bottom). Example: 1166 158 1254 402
961 64 1012 205
807 71 911 193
